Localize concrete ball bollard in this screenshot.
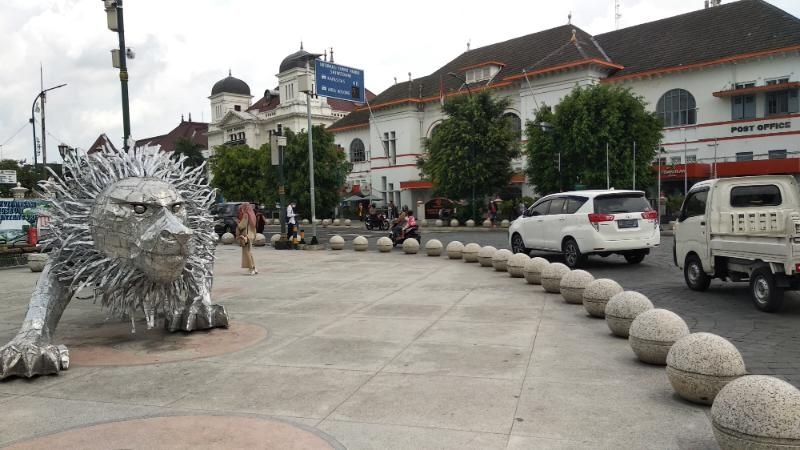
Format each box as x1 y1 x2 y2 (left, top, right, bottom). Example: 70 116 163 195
345 219 352 226
270 234 281 246
272 218 281 225
353 236 369 251
333 219 341 226
221 232 235 245
500 219 510 228
450 219 460 227
322 219 331 227
491 249 513 272
523 257 550 285
711 375 800 450
302 219 310 225
667 332 746 405
507 253 531 277
478 246 497 267
419 219 428 227
446 241 464 259
604 291 653 337
466 219 476 227
482 219 492 228
27 253 48 272
628 309 690 365
583 279 624 317
253 233 267 247
561 270 595 304
403 238 420 254
462 243 481 263
434 219 444 227
425 239 443 256
329 235 345 250
377 236 393 252
541 263 571 293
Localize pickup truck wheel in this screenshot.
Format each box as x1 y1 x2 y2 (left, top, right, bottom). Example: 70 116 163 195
684 255 711 291
562 238 586 269
750 268 784 313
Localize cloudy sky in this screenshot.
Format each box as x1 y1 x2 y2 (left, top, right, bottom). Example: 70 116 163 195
1 0 798 163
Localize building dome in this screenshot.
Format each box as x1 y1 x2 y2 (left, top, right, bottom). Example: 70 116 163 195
211 72 250 96
279 48 315 73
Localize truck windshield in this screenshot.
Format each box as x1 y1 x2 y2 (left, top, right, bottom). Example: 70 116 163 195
594 194 652 214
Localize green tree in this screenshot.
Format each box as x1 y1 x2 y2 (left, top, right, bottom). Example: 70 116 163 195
172 137 206 170
418 92 520 218
209 144 270 204
262 126 350 219
525 84 663 195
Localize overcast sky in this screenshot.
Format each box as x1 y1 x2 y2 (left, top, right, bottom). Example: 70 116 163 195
1 0 798 163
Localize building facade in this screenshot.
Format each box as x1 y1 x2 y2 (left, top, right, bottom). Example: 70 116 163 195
329 0 800 213
206 47 373 154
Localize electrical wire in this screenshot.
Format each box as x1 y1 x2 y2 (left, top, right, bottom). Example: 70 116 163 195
1 122 30 147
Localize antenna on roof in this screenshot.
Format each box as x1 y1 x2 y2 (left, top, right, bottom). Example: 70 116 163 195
615 0 621 30
568 11 572 25
323 49 327 61
394 77 397 85
408 72 412 82
228 68 231 76
330 47 334 63
300 41 304 51
466 39 471 52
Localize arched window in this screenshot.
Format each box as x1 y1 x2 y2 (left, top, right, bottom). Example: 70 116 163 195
350 138 366 162
504 112 522 139
656 89 697 127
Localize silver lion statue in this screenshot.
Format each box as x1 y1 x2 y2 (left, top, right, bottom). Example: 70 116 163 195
0 149 228 379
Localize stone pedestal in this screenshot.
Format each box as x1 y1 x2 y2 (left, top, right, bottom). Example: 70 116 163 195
329 235 345 250
449 219 459 227
478 246 497 267
253 233 267 247
507 253 530 277
541 263 570 293
466 219 475 227
560 270 595 304
377 236 393 252
353 236 368 251
582 279 624 317
523 257 549 285
491 249 512 272
425 239 443 256
403 238 420 254
628 309 690 365
27 253 48 272
604 291 653 337
221 232 235 244
666 333 746 405
482 219 492 228
500 219 510 228
11 182 28 199
462 243 481 263
434 219 444 227
711 375 800 450
446 241 464 259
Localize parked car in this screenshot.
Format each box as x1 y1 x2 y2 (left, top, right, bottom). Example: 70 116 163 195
508 189 659 268
211 202 244 236
674 175 800 312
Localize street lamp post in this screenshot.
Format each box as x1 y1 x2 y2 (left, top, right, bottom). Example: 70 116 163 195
103 0 132 151
30 83 67 175
447 72 477 219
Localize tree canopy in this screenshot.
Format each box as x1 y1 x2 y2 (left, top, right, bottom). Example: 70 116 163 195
172 137 206 170
418 92 520 210
525 84 663 195
209 125 349 218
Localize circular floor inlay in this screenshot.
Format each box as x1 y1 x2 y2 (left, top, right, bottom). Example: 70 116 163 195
58 321 267 366
6 415 341 450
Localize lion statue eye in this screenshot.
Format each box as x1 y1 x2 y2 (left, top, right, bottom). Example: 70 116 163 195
133 204 147 214
172 203 183 213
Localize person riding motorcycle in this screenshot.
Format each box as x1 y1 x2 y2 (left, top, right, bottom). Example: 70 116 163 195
391 210 407 239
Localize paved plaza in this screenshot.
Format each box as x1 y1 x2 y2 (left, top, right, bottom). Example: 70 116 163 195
0 241 720 449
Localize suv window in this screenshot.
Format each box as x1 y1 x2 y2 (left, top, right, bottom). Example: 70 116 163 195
548 198 566 215
530 200 550 216
682 190 708 220
730 185 782 207
594 194 651 214
565 196 588 214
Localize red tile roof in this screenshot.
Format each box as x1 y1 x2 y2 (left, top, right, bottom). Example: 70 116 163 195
135 120 209 152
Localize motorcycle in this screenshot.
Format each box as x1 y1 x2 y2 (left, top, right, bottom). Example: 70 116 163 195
365 214 390 231
389 224 421 247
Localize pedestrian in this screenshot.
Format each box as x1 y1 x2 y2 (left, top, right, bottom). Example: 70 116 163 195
236 202 258 275
388 200 398 221
357 202 364 222
488 201 498 227
518 201 526 217
286 200 298 243
255 209 266 234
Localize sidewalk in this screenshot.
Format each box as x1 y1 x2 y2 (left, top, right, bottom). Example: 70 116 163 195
0 244 715 449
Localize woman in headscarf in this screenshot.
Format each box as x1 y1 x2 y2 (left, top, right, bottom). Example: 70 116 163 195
236 202 258 275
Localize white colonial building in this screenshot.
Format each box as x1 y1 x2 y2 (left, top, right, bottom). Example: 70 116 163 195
330 0 800 212
207 46 372 152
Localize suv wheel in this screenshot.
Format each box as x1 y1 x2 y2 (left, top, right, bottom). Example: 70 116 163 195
624 252 646 264
511 233 529 255
562 238 585 269
750 267 784 312
684 255 711 291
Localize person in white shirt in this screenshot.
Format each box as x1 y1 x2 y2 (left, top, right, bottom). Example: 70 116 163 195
286 201 298 242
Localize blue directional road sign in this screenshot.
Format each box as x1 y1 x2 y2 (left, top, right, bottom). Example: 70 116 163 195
315 60 365 103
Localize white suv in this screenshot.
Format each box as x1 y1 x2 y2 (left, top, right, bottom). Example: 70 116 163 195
508 190 660 268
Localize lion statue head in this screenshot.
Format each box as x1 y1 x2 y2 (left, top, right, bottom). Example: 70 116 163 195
41 149 216 328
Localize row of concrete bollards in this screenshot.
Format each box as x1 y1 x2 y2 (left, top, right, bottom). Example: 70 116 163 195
324 235 800 450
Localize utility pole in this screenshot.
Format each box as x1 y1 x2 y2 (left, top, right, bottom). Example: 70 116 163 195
632 140 636 190
606 142 610 189
271 126 289 250
306 59 319 245
682 128 688 196
30 79 66 175
103 0 132 151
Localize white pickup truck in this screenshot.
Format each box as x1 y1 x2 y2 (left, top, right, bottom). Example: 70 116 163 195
674 175 800 312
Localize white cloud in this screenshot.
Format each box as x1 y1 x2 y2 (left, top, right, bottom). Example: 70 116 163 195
1 0 798 163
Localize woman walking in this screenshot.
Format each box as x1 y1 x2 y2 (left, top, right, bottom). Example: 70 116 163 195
236 203 258 275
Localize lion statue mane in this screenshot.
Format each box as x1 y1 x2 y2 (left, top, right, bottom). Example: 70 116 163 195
0 149 228 379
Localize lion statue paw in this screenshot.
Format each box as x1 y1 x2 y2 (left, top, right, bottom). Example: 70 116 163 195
0 341 69 380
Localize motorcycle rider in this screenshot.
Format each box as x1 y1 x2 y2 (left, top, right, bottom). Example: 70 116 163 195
391 209 407 239
367 203 378 228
